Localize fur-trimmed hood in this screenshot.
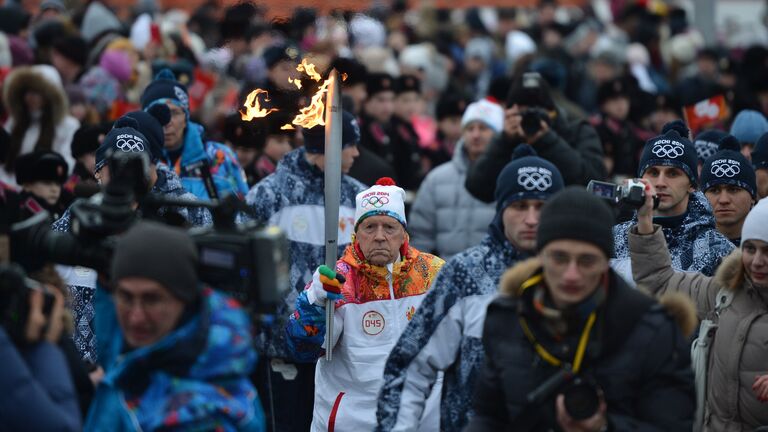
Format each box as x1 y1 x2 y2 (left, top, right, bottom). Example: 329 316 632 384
498 257 698 337
2 65 68 125
714 248 745 292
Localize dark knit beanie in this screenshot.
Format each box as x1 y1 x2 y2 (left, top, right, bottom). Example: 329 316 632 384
111 221 199 303
638 120 698 187
140 68 190 112
124 103 171 161
506 72 555 110
693 129 728 163
95 117 153 172
329 57 367 87
700 135 757 198
71 124 108 159
52 35 88 67
753 132 768 171
435 93 468 120
537 186 615 258
303 111 360 154
15 151 68 185
494 144 565 213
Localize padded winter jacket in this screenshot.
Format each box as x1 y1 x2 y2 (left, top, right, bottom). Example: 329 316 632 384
466 259 695 431
630 226 768 431
409 142 496 260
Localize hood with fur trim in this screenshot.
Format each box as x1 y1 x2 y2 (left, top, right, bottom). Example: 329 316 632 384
498 257 698 337
3 65 68 125
714 248 746 292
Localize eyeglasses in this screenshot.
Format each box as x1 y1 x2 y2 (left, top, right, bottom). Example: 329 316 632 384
542 250 605 271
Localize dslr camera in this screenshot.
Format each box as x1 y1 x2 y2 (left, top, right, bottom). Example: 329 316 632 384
587 179 657 209
0 264 56 345
520 108 551 136
526 369 602 420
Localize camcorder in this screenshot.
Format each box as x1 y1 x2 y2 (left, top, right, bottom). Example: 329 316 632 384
526 369 602 421
587 179 659 210
0 264 56 345
520 107 551 136
11 150 289 317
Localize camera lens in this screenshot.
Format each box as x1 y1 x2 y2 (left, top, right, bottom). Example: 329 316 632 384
562 379 600 420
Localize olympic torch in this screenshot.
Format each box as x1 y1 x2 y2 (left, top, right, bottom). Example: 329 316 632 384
323 69 342 361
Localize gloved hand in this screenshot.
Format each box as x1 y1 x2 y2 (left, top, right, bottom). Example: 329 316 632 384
306 265 346 306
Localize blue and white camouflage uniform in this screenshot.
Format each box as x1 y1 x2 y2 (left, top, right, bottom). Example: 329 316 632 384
245 147 366 359
376 227 528 432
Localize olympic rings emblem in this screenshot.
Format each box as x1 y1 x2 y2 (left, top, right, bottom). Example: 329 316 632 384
362 196 390 208
710 162 740 178
652 143 684 158
517 172 553 191
116 137 145 152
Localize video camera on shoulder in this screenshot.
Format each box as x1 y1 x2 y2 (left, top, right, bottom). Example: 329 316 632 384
587 179 658 210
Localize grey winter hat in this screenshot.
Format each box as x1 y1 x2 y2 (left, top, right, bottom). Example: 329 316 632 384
111 221 199 303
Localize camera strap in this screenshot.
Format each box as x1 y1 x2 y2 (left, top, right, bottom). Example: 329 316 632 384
517 274 597 374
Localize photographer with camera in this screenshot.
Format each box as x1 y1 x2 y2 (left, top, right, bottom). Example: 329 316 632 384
629 182 768 431
0 264 81 432
465 72 606 203
611 121 734 283
53 115 212 363
83 221 265 431
466 186 695 431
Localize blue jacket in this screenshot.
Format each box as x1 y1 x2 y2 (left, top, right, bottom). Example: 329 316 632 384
245 147 366 359
376 229 527 432
167 121 249 201
0 327 81 432
52 164 212 363
611 192 734 282
84 287 265 432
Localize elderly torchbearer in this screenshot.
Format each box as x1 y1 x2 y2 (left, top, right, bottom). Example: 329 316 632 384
286 177 445 431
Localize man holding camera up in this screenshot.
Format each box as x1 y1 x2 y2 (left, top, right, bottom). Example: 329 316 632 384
0 264 81 432
466 186 695 431
83 221 264 431
465 72 605 202
611 121 734 282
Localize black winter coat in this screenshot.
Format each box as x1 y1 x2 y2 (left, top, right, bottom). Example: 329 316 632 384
465 113 606 202
466 263 694 432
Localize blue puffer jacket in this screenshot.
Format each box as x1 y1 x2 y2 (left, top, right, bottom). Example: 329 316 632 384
466 263 695 431
0 327 81 432
376 229 528 432
245 147 366 359
52 164 212 363
611 192 734 283
84 287 265 432
167 121 249 201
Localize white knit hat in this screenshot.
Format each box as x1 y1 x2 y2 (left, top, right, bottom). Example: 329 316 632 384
741 197 768 244
461 99 504 134
355 177 407 229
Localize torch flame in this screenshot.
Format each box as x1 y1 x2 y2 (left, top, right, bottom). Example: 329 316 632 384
288 77 302 89
292 76 333 129
241 89 278 121
297 59 322 81
280 124 295 130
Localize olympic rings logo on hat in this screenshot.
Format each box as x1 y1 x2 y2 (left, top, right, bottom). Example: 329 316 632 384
362 196 390 208
710 161 741 178
517 171 553 191
652 142 685 159
116 136 145 153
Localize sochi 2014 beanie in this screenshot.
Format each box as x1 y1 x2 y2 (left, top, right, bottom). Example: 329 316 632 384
95 117 152 172
536 186 615 258
494 144 565 213
111 221 199 303
693 129 728 163
303 111 360 154
700 135 757 198
140 68 189 112
638 120 698 187
123 103 171 162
